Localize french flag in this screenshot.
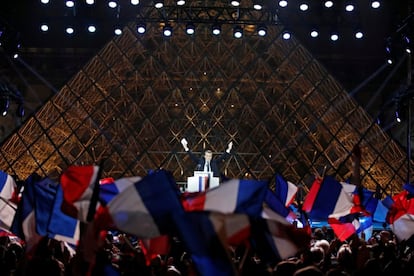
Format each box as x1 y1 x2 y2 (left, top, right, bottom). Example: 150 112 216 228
60 165 100 221
0 171 18 229
172 211 238 276
99 176 142 205
275 174 298 207
302 175 358 219
386 186 414 241
302 175 364 240
181 178 268 217
101 169 183 238
10 173 43 255
259 206 311 260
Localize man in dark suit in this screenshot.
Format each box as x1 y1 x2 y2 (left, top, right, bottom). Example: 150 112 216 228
181 138 233 178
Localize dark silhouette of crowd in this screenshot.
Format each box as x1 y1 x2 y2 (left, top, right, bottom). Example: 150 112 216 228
2 225 414 276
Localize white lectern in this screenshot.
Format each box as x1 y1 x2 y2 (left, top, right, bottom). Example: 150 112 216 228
187 171 220 192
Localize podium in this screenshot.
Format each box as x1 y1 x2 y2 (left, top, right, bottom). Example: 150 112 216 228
187 171 220 192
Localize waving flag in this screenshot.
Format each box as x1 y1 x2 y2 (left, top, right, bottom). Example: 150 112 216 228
386 185 414 241
0 171 18 229
99 169 183 238
173 211 238 276
181 178 268 217
10 174 43 254
259 206 311 260
302 175 366 241
275 174 298 207
99 176 142 205
60 165 100 221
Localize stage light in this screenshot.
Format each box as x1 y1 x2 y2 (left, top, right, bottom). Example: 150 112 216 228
371 1 380 9
65 0 74 8
257 24 267 37
396 111 401 123
404 35 412 53
253 1 263 10
108 1 117 8
163 24 172 37
233 25 243 38
130 0 139 5
278 0 288 8
212 24 221 35
310 29 319 38
137 23 146 34
0 99 9 116
87 25 96 33
155 0 164 8
282 30 291 40
40 24 49 32
355 30 363 39
114 27 122 35
66 27 74 34
41 0 50 4
86 0 95 4
231 1 240 7
345 2 355 12
299 2 309 11
324 1 333 8
177 0 185 5
330 32 339 41
186 22 195 35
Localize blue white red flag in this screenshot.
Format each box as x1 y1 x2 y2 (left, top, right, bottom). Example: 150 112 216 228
60 165 100 221
0 171 18 229
181 178 268 217
386 185 414 241
101 169 183 238
275 174 298 207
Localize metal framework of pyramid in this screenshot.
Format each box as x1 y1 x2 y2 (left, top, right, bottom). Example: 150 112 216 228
0 2 411 199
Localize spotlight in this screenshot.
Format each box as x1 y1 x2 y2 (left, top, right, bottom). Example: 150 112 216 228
155 0 164 8
0 99 9 117
186 22 195 35
324 1 333 8
404 35 412 53
257 24 267 37
282 30 291 40
177 0 185 5
41 0 50 4
87 25 96 33
345 2 355 12
233 25 243 38
40 24 49 32
86 0 95 4
163 24 172 37
130 0 139 5
231 1 240 7
355 30 363 39
299 2 309 11
396 111 401 123
212 24 221 35
114 27 122 35
137 23 146 34
330 32 339 41
371 1 380 9
278 0 288 8
65 0 75 8
253 1 263 10
108 1 118 8
66 27 74 34
310 29 319 38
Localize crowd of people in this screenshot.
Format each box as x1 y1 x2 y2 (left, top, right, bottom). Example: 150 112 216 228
1 225 414 276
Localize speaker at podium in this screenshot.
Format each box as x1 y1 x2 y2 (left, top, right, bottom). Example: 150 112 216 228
187 171 220 192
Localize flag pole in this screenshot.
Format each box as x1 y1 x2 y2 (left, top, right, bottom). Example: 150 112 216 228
86 160 105 222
